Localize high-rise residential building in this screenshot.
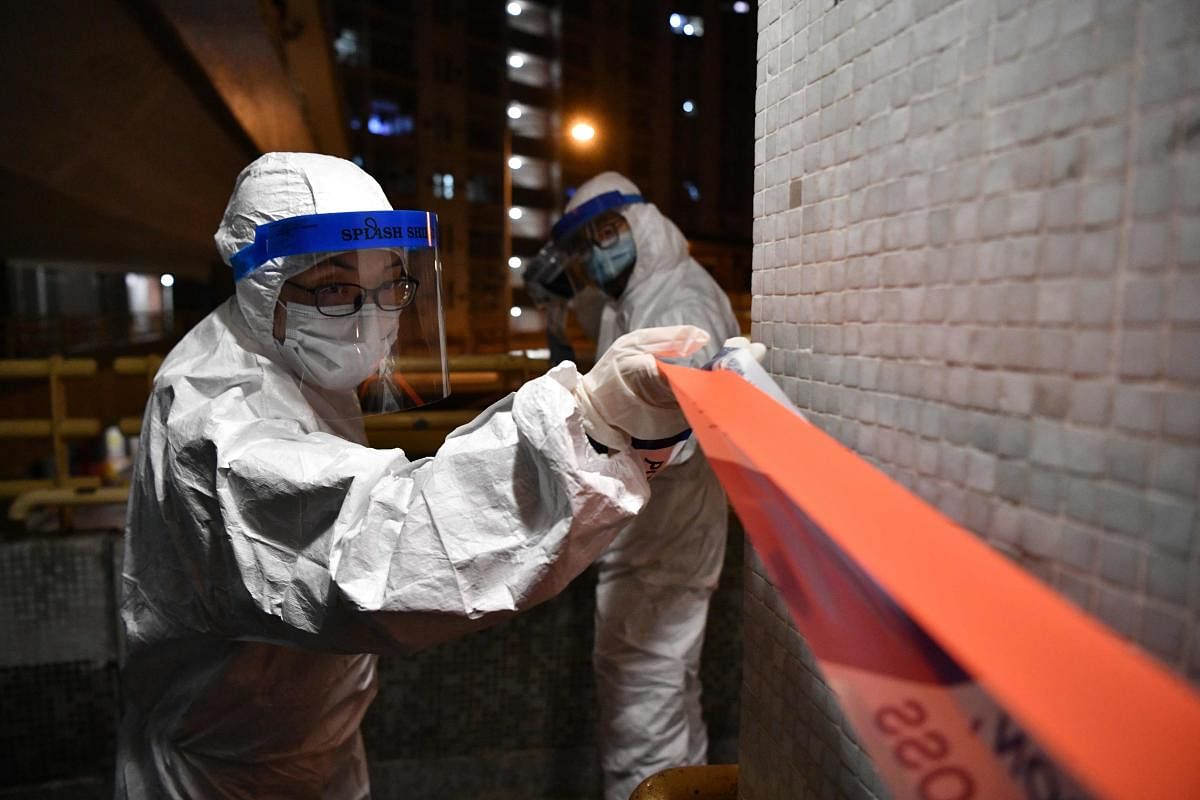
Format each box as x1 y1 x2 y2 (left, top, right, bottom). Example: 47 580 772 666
330 0 512 352
501 1 564 346
329 0 755 353
556 1 756 288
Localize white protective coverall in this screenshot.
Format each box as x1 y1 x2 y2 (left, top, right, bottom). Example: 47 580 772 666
116 154 666 799
567 173 741 800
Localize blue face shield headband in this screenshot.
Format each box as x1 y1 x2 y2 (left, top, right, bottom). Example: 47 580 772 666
230 210 440 282
550 190 644 242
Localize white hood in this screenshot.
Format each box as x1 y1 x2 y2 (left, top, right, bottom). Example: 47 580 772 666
213 152 392 350
565 171 690 297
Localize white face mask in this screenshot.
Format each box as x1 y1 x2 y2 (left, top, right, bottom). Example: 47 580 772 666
277 303 401 390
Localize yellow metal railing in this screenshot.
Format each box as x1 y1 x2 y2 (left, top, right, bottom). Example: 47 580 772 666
2 353 550 523
113 355 162 436
0 356 102 501
8 486 130 523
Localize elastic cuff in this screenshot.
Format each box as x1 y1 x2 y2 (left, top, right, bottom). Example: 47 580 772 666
571 383 631 452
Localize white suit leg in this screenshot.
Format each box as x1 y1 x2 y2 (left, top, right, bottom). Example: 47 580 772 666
593 452 727 800
595 576 714 800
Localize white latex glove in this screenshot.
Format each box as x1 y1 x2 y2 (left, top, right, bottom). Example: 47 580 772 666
574 325 711 451
721 336 767 363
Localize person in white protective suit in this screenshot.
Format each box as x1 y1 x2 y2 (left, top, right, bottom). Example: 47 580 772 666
525 172 741 800
115 152 713 799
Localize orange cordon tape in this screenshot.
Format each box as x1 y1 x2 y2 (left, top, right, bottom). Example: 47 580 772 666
660 362 1200 800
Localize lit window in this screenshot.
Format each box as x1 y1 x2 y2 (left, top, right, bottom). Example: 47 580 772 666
333 28 360 64
506 2 522 15
367 99 414 136
508 207 524 220
507 104 523 120
668 13 704 36
683 180 700 202
508 156 524 169
433 172 455 199
508 256 523 269
732 1 750 12
507 53 525 69
681 99 696 115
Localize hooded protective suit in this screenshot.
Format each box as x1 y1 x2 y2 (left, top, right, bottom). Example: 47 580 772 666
116 154 671 799
565 173 740 800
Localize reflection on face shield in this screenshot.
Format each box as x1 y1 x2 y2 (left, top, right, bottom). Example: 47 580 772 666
523 242 577 306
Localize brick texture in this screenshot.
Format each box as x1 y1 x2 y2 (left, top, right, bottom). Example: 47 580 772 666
746 0 1200 797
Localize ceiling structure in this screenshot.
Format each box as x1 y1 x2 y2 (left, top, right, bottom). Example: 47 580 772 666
0 0 347 279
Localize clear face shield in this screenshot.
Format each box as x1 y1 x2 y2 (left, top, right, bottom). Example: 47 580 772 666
231 211 449 416
522 240 577 363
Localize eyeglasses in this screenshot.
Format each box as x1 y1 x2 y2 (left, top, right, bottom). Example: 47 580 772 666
560 216 627 261
586 217 626 249
285 277 419 317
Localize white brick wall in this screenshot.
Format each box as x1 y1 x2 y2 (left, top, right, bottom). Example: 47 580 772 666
744 0 1200 796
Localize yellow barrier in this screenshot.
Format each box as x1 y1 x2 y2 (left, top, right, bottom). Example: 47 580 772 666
0 358 97 378
398 354 551 373
363 410 480 431
9 486 129 522
0 476 101 500
113 355 163 383
2 353 550 520
0 356 103 502
111 354 549 380
0 419 101 438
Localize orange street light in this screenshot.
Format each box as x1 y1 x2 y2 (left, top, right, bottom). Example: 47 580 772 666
568 120 596 145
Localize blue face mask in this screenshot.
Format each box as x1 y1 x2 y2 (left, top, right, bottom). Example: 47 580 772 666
588 229 636 287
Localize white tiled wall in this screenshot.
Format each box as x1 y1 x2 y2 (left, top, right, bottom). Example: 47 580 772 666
744 0 1199 796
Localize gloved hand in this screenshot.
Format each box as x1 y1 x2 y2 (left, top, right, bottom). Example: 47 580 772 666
574 325 710 451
